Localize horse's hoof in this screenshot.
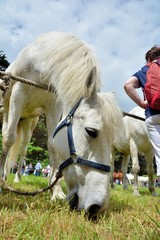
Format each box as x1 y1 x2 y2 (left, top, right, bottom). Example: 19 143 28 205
13 178 20 183
152 191 158 197
133 191 141 197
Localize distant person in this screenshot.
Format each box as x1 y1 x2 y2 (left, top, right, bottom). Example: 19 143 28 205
23 165 29 176
28 163 33 174
42 167 48 177
34 161 42 176
46 164 51 177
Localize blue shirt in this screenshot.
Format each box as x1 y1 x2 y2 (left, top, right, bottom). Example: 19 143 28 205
35 162 42 170
133 65 160 118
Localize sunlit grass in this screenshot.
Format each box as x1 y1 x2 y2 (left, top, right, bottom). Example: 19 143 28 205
0 174 160 239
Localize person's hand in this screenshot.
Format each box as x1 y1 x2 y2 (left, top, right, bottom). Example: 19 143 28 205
140 99 148 109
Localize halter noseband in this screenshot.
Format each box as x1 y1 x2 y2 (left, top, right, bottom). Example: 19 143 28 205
52 98 111 175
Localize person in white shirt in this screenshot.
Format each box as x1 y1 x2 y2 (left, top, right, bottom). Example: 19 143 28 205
34 161 42 176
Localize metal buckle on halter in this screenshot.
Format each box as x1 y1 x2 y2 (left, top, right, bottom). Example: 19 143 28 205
71 155 78 164
66 115 73 126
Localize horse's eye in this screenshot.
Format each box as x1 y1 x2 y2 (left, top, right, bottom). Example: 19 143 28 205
85 127 98 138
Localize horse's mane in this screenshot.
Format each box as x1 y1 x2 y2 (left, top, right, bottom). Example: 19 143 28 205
7 31 102 108
97 92 123 142
38 32 102 107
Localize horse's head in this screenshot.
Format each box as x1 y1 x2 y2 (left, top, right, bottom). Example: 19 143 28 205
53 68 123 218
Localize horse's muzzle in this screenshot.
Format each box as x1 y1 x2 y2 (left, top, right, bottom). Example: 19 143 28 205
68 193 102 220
86 204 101 220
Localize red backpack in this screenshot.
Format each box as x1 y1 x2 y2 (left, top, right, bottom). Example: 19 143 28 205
144 58 160 110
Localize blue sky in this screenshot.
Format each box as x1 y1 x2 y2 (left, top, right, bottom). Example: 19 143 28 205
0 0 160 112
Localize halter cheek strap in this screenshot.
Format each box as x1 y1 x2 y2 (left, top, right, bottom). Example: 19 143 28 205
52 98 111 174
52 97 83 139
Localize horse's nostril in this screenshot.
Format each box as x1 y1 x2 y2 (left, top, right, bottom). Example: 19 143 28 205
87 204 101 220
68 193 79 210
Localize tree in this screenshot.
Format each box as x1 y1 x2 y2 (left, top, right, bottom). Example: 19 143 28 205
0 51 10 71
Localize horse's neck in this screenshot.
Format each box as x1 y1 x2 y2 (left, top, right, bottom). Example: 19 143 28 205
61 103 71 117
113 126 129 153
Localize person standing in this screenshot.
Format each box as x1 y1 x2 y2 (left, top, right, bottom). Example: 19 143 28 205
46 164 51 177
124 45 160 178
34 161 42 176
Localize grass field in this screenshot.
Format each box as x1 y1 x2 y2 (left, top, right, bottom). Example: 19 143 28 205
0 174 160 240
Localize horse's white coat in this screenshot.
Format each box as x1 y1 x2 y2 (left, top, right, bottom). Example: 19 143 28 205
138 176 149 186
126 173 149 187
126 173 134 185
112 106 157 196
0 31 123 215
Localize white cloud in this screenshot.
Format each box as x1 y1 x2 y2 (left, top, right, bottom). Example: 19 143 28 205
0 0 160 111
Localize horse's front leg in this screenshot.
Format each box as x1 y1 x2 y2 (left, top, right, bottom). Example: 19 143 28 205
0 87 27 187
47 131 65 200
145 150 158 196
130 138 141 196
46 108 65 200
0 112 9 185
0 150 8 186
0 114 20 186
14 117 39 183
110 148 116 189
121 154 130 190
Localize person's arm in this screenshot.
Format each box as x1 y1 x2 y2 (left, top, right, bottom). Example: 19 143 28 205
124 76 148 109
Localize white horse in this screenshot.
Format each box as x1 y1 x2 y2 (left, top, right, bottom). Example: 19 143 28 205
0 31 123 217
112 106 157 196
126 173 149 187
138 176 148 187
126 173 134 185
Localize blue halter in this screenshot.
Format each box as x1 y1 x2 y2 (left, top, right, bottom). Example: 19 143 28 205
52 98 111 174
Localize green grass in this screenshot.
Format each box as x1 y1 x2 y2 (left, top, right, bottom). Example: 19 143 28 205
0 174 160 240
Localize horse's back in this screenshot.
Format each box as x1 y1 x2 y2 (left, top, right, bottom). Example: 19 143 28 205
124 107 146 132
123 107 151 152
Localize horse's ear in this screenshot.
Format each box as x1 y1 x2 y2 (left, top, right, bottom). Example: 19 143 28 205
85 67 97 99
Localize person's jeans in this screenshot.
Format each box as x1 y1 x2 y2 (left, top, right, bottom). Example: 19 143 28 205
35 169 40 176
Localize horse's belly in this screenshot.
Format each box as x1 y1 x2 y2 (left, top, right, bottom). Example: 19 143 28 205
10 83 55 118
21 96 52 118
21 107 44 118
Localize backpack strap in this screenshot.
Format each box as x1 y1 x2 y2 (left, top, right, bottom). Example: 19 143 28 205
147 57 160 66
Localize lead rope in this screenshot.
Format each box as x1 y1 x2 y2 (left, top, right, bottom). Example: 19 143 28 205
3 171 62 196
122 111 145 121
0 71 55 92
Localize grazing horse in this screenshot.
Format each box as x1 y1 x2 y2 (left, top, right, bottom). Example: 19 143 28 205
111 106 157 196
0 31 123 216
